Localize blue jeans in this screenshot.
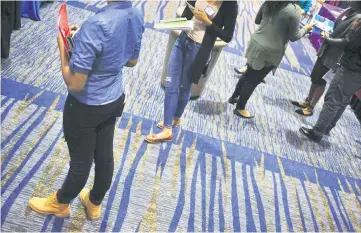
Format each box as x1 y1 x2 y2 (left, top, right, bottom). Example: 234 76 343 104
164 32 201 128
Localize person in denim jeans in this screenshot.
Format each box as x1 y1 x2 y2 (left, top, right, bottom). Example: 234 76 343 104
145 0 237 143
300 18 361 143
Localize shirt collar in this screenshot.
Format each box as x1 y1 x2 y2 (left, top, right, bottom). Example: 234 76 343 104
97 1 132 13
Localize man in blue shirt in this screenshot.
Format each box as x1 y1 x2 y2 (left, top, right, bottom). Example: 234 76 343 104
29 1 144 219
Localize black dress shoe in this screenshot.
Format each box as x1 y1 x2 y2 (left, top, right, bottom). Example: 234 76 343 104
228 97 238 105
299 127 322 142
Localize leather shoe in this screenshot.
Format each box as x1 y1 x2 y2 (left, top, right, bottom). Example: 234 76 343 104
299 127 322 142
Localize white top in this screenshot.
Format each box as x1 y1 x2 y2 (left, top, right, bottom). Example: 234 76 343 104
186 1 221 43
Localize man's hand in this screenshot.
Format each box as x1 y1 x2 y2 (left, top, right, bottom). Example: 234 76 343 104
191 8 212 25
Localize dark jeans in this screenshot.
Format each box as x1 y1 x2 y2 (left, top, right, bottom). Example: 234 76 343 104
310 57 330 87
57 94 125 205
232 65 273 110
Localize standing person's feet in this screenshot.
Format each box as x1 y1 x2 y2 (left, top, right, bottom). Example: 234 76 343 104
145 128 173 143
233 109 254 119
295 106 314 116
80 188 101 220
28 192 70 217
299 127 322 142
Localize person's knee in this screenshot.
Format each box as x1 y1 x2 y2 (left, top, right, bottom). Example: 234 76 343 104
69 161 92 184
165 85 178 95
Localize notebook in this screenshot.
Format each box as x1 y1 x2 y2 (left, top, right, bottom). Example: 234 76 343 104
154 18 194 31
58 3 74 57
312 14 334 35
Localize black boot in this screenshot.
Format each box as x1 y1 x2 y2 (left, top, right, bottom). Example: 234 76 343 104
299 127 322 142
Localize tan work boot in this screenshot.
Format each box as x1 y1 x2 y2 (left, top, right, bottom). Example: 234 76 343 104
80 188 101 220
29 192 70 217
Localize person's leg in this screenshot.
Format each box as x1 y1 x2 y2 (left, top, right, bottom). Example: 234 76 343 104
322 104 346 135
295 58 329 116
174 39 201 119
80 116 116 219
234 66 273 118
163 35 186 128
300 67 361 142
292 57 329 111
29 95 97 217
145 34 186 143
57 97 97 203
230 71 248 103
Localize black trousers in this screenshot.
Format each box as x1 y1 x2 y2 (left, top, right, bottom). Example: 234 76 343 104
310 57 330 86
232 65 273 110
1 1 21 58
57 94 125 205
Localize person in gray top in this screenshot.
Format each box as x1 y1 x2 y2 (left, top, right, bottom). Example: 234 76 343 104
292 1 361 116
229 1 315 118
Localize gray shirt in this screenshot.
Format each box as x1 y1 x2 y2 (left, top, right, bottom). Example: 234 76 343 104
245 3 306 71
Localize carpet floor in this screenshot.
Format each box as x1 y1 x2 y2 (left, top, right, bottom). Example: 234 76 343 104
1 1 361 232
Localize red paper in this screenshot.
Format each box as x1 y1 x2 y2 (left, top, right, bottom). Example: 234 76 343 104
58 3 71 53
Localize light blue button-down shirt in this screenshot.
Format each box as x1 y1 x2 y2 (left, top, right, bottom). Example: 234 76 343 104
69 1 144 105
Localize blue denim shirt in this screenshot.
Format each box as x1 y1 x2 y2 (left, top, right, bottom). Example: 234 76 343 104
69 1 144 105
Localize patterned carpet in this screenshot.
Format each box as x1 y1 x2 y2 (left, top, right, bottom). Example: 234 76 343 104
1 1 361 232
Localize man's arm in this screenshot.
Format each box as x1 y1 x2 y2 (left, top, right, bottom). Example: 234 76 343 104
324 18 361 49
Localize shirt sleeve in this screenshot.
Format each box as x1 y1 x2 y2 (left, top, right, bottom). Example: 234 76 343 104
130 22 145 60
288 8 307 42
69 20 104 75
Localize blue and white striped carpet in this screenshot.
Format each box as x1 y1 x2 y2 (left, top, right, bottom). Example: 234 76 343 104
1 1 361 232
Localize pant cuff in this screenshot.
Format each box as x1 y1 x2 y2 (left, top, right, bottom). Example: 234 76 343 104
56 190 71 204
89 191 102 206
312 126 324 136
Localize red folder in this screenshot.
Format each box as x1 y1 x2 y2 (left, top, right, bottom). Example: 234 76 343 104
58 3 73 56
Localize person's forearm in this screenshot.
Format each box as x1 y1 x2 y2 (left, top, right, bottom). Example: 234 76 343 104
59 48 74 88
325 38 348 49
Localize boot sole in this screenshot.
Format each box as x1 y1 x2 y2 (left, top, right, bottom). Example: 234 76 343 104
145 137 172 144
28 202 70 218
